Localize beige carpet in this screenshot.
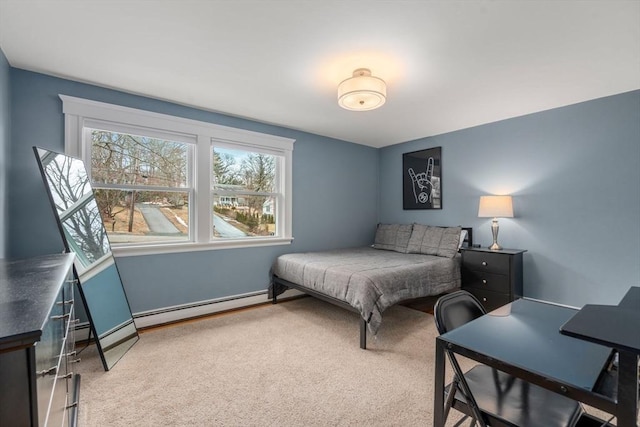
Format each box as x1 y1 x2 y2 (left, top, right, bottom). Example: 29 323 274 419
77 297 468 426
75 297 612 426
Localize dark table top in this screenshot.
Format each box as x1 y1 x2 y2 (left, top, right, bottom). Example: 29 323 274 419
560 286 640 354
440 298 613 391
460 247 527 255
0 253 75 351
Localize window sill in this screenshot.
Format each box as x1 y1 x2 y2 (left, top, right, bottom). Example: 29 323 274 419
111 237 294 257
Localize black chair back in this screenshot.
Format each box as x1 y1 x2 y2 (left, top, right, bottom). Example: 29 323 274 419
434 290 486 335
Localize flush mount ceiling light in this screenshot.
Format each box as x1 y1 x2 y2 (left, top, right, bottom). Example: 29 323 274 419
337 68 387 111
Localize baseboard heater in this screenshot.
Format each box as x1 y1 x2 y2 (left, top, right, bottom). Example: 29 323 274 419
75 288 304 340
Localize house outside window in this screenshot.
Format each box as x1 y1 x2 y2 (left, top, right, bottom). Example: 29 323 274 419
61 95 294 256
212 146 279 239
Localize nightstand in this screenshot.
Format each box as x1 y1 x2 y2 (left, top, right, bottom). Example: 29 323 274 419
460 247 526 312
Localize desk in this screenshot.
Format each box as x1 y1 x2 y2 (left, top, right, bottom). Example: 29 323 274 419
434 298 630 426
560 287 640 427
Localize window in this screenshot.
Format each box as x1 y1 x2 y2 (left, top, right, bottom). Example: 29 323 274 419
61 95 294 256
212 146 280 239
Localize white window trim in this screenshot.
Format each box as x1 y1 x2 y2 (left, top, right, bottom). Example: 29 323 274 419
60 95 294 257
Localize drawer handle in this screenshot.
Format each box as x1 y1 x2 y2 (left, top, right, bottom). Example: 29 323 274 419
66 279 79 285
65 351 81 364
58 372 74 380
37 366 57 377
482 261 488 266
51 313 71 321
57 299 74 306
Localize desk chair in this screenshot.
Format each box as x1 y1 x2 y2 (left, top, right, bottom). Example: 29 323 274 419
434 290 584 427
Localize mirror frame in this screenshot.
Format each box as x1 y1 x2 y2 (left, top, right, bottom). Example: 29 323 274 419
33 146 139 370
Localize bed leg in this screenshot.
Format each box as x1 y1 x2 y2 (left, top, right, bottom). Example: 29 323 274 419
360 318 367 349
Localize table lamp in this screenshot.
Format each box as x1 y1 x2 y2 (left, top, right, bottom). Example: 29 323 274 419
478 195 513 250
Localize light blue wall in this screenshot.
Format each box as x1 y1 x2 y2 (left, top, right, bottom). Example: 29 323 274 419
6 64 639 311
0 49 9 258
7 69 379 313
379 90 640 307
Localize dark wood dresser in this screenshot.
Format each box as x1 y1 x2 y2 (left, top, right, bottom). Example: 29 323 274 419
460 247 526 312
0 253 80 427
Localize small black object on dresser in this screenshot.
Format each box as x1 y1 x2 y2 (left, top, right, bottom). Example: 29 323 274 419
0 253 80 427
460 247 527 312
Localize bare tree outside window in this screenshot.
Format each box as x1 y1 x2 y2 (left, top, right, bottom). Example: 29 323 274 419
89 130 190 244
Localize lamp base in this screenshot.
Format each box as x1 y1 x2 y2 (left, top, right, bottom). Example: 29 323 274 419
489 218 502 251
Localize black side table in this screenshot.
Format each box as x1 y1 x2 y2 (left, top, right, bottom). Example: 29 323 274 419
460 247 527 311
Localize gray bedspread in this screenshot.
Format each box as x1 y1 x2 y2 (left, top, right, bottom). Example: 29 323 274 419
271 247 461 334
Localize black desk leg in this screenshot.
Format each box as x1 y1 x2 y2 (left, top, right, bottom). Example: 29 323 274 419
616 351 639 427
434 338 445 427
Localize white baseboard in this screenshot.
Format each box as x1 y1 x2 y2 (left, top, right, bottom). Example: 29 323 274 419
132 288 304 329
75 288 305 339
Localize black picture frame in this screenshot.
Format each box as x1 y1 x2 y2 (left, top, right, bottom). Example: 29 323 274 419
403 146 442 210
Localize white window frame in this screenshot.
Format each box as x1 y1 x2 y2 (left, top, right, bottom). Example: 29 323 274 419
61 95 294 257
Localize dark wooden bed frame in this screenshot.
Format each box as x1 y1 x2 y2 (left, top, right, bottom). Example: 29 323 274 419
272 227 473 349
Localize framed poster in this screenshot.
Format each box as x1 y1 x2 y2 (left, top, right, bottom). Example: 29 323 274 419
403 147 442 209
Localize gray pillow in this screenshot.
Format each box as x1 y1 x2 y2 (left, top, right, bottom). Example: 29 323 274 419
372 223 413 253
407 225 462 258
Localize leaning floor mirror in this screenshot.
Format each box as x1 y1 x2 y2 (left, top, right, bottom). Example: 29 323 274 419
34 147 139 371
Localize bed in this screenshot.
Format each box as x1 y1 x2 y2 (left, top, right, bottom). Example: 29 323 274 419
270 224 473 349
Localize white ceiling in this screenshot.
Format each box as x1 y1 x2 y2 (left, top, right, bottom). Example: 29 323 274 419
1 1 639 148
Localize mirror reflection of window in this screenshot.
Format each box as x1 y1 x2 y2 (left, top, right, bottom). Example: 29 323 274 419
40 150 111 270
37 149 92 210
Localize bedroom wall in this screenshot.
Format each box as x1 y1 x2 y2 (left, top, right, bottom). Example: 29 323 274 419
0 48 9 258
378 90 640 307
6 64 639 312
7 69 379 313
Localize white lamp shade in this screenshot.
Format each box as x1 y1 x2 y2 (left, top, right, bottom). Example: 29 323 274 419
478 195 514 218
338 68 386 111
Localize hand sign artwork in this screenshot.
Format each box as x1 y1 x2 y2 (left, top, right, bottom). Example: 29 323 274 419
408 155 435 204
403 147 442 209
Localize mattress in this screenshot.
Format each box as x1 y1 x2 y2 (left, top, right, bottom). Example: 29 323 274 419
271 246 461 334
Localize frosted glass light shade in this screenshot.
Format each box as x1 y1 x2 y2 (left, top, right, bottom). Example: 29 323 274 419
338 68 386 111
478 195 514 218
